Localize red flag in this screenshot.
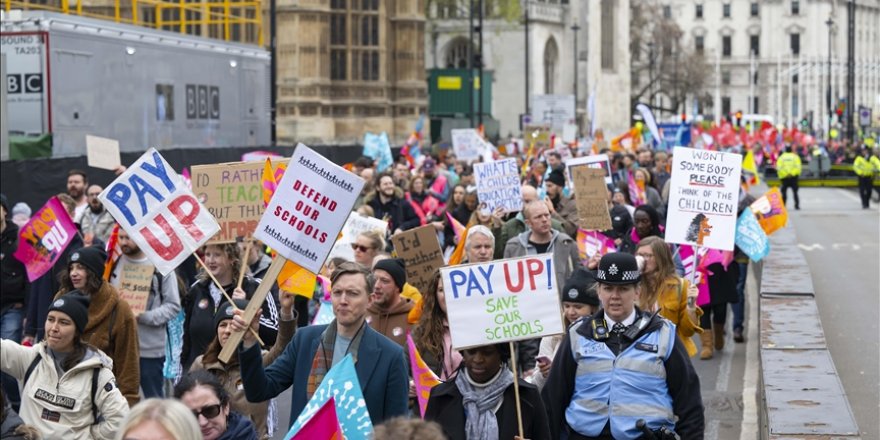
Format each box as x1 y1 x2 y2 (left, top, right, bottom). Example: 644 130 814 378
290 397 342 440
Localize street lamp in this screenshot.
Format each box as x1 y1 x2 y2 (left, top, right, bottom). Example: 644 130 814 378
825 16 833 138
572 23 580 106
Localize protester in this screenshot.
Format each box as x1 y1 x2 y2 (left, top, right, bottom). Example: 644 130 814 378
241 239 309 327
652 151 672 191
191 292 296 439
110 228 181 398
854 146 874 209
0 194 28 411
434 183 466 250
776 145 802 210
544 168 579 237
636 236 703 357
464 225 496 263
412 272 462 381
372 417 447 440
604 185 634 241
497 185 565 259
174 369 258 440
10 202 31 228
421 157 450 204
732 187 757 343
367 258 413 348
452 185 478 228
618 204 664 254
632 168 665 218
114 398 202 440
1 294 130 439
234 262 409 426
0 389 39 440
67 169 89 222
467 206 504 241
504 200 581 291
79 185 115 245
54 246 141 406
542 252 705 439
425 342 551 440
699 260 739 360
611 185 636 219
352 230 386 267
366 173 421 235
406 175 442 221
181 243 279 371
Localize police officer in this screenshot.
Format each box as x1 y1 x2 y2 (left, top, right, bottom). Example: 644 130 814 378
776 145 802 210
542 252 704 440
853 146 874 209
870 147 880 202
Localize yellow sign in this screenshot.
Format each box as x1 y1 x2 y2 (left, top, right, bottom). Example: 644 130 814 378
437 76 462 90
474 76 481 90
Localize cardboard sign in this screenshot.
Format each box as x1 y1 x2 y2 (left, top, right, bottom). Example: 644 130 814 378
13 197 78 282
192 159 289 243
735 207 771 262
566 154 613 187
750 187 788 236
118 263 154 315
572 167 612 230
99 148 220 276
391 226 444 294
451 128 487 162
328 212 389 261
440 255 563 350
86 135 122 171
665 147 742 251
474 158 523 215
523 125 552 149
254 144 364 274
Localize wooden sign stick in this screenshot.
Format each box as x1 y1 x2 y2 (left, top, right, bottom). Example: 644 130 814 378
509 341 525 439
237 238 253 290
219 256 287 363
194 253 264 346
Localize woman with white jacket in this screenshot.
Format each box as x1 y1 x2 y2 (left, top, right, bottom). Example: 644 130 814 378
1 292 129 439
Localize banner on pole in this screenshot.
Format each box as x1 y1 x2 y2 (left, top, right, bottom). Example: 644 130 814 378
566 154 613 186
734 207 770 262
363 132 393 172
440 255 563 350
254 144 364 274
750 187 788 236
451 128 488 162
13 197 77 282
665 147 742 251
390 225 444 294
99 148 220 276
474 158 523 215
572 167 612 231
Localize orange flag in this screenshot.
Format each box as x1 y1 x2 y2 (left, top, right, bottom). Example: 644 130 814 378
407 333 441 418
447 226 469 266
279 262 317 299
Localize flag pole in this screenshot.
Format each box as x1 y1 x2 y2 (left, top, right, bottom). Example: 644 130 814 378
509 341 525 439
194 253 265 346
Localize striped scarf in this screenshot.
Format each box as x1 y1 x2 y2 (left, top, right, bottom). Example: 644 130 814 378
306 320 365 399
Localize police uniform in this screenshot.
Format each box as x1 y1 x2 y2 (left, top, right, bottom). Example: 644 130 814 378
541 253 705 440
776 148 802 210
853 149 875 208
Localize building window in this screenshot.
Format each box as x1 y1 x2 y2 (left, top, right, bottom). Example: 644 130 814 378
791 0 800 15
721 96 731 115
750 2 759 17
663 5 671 18
752 70 759 85
330 14 346 45
722 70 731 85
695 35 704 53
601 0 616 70
331 0 345 9
331 49 347 80
360 15 379 46
722 35 731 57
155 84 174 121
722 3 731 18
445 38 470 68
695 3 703 18
752 97 759 113
750 35 759 56
793 74 799 84
544 38 559 94
790 33 800 55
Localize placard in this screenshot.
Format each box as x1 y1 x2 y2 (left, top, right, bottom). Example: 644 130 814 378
363 132 393 172
523 125 552 149
328 212 389 261
118 263 154 315
391 225 444 293
750 187 788 236
86 135 122 170
572 167 612 230
566 154 613 187
254 144 365 274
734 207 770 262
192 159 289 243
99 148 220 275
451 128 487 162
665 147 742 251
13 197 78 282
440 255 563 350
473 158 523 215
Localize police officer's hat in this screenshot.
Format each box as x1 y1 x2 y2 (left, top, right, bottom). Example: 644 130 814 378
561 268 600 306
595 252 641 285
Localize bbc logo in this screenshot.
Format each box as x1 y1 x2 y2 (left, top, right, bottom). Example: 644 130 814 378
186 84 220 120
6 73 43 94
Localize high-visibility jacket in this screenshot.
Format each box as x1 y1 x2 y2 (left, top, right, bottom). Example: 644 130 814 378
853 156 874 177
776 152 802 179
870 155 880 174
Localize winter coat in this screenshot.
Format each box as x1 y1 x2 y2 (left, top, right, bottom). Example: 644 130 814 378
496 214 565 260
191 317 296 439
550 193 580 237
706 262 740 306
364 189 421 233
217 411 258 440
25 235 85 340
503 229 582 292
78 209 115 245
366 298 414 349
1 221 29 312
425 376 551 440
647 276 704 357
0 401 39 440
0 341 129 440
182 277 279 371
54 283 141 407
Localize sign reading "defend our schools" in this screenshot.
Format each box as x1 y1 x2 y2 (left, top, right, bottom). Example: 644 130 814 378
440 255 563 350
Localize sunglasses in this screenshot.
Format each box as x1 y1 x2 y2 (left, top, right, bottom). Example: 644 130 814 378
191 404 222 420
351 244 372 253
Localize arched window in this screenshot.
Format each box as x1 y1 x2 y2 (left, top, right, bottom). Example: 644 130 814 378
544 38 559 94
445 37 471 69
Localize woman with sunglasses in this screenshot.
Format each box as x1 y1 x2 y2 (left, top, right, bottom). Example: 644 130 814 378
352 230 385 267
190 291 296 439
174 369 257 440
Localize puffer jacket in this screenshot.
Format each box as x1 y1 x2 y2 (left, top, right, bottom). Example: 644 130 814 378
1 220 29 312
366 298 414 348
190 317 295 439
0 340 129 440
503 229 582 291
54 283 141 407
645 276 704 357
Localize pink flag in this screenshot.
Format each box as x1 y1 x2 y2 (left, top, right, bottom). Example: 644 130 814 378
406 333 441 418
289 397 342 440
577 229 617 259
13 197 78 282
679 245 710 307
627 171 646 207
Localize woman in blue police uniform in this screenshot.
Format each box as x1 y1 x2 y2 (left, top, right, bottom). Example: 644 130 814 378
541 252 704 440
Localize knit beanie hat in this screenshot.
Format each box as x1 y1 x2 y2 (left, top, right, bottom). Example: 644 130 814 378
214 299 250 331
561 268 600 306
48 292 91 334
69 246 108 278
374 258 407 290
546 168 566 187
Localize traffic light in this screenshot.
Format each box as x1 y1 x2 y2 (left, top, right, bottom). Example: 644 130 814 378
735 110 743 128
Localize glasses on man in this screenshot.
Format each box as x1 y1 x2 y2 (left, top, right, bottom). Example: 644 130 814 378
351 244 372 253
191 404 222 420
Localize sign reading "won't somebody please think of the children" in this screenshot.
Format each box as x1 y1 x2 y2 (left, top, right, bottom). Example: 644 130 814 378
440 255 563 350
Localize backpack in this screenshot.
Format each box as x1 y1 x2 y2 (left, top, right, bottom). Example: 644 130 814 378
23 354 101 425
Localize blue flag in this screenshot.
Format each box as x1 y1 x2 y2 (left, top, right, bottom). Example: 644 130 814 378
363 132 393 172
735 207 770 262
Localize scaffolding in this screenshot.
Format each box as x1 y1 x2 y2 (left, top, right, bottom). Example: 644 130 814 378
3 0 263 45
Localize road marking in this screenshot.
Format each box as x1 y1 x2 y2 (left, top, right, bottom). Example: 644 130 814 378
836 188 863 203
740 264 760 439
716 319 732 393
798 243 825 251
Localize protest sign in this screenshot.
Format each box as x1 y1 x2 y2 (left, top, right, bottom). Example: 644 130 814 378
566 154 613 186
118 264 154 315
572 167 612 230
735 207 770 262
440 255 563 350
328 212 388 261
531 94 575 131
391 226 444 293
254 144 364 274
363 132 393 172
523 125 552 149
750 187 788 236
576 229 617 260
13 197 77 282
86 135 122 171
99 148 220 276
192 159 289 243
473 158 523 215
665 147 742 251
451 128 488 162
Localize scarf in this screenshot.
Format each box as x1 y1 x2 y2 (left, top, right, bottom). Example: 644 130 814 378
306 319 366 399
454 366 514 440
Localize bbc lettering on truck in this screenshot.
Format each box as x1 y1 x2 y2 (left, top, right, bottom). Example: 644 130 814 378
186 84 220 120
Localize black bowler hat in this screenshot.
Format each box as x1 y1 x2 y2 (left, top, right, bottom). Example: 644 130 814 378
561 268 599 306
595 252 641 285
